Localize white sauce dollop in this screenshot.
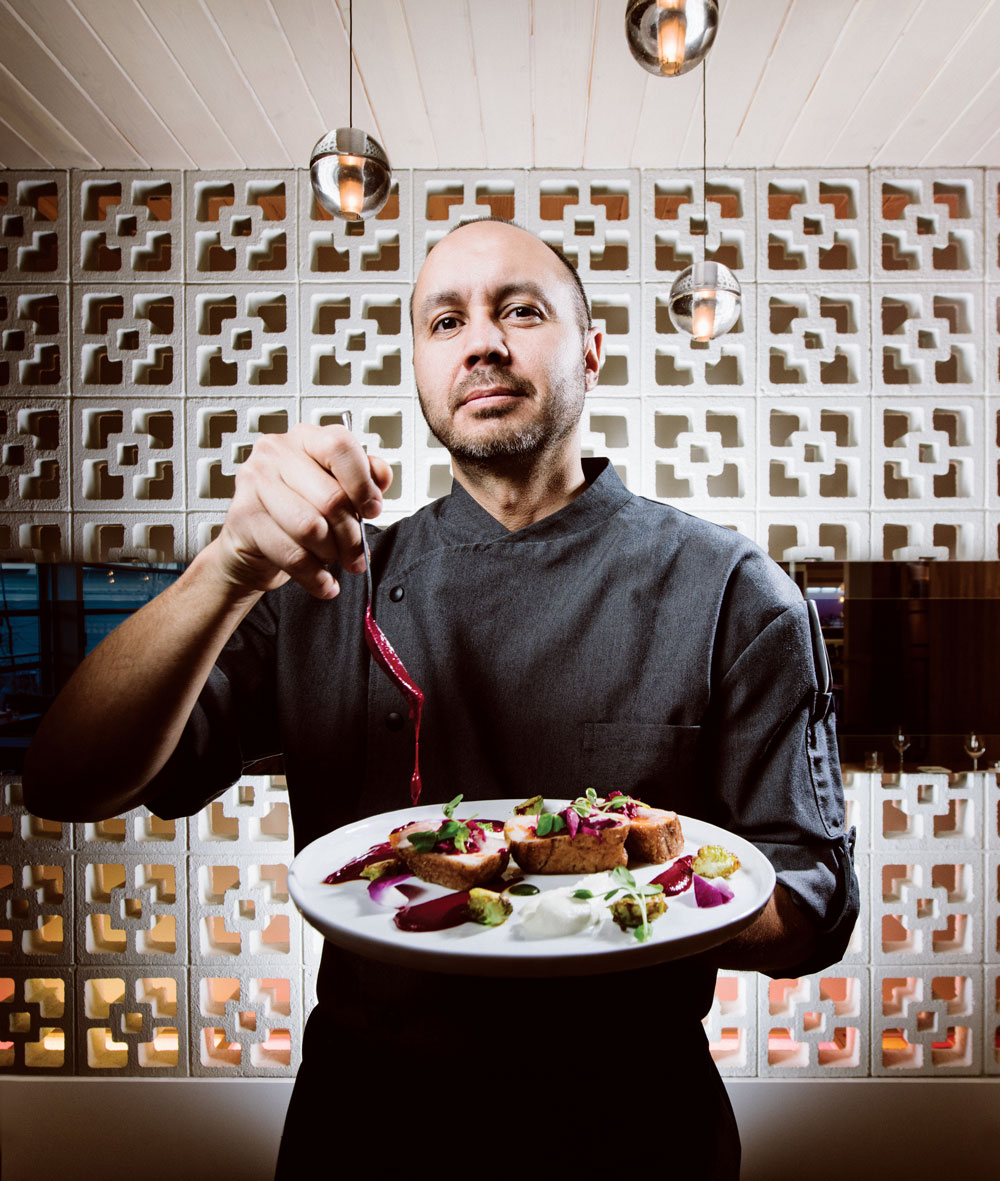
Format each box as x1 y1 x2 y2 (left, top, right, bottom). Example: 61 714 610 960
516 872 617 938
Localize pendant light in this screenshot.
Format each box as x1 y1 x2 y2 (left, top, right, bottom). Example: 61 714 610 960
666 61 741 342
310 0 391 221
625 0 718 77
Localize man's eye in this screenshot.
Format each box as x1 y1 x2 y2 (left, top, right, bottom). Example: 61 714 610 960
508 305 540 320
432 315 460 333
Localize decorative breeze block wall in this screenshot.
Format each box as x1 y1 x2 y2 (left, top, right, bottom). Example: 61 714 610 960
1 166 997 560
4 768 1000 1080
3 167 1000 1080
3 774 300 1076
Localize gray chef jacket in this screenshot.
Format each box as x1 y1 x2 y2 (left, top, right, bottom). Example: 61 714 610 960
151 458 858 1025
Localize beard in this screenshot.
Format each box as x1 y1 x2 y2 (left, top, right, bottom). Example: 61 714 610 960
417 365 586 465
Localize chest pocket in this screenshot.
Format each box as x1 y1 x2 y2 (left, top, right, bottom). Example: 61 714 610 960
581 723 703 813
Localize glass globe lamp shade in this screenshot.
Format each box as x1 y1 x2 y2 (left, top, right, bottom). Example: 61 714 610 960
310 128 392 221
625 0 718 77
667 261 741 342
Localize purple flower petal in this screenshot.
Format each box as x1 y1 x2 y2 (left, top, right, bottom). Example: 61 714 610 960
693 874 734 908
367 872 415 908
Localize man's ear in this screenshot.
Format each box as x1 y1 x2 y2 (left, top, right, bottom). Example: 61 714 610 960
583 326 603 391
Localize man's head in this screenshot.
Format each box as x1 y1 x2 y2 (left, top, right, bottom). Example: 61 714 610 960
410 219 602 468
410 217 593 338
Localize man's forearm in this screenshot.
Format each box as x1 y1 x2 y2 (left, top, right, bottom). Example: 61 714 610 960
703 884 818 974
22 544 263 822
23 423 390 823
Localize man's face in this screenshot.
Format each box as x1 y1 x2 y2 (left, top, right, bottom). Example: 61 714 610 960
411 222 601 465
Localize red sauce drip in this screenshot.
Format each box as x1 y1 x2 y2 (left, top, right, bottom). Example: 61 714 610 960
323 841 397 884
364 602 425 804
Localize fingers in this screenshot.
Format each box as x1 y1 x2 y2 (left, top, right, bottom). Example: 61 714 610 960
215 424 392 599
368 454 394 502
237 501 341 600
300 426 388 518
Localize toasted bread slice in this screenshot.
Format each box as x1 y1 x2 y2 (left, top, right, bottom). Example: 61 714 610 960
504 814 629 874
389 820 509 890
625 807 684 864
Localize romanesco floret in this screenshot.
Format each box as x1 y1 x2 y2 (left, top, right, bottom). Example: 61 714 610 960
691 845 740 878
466 888 513 926
610 893 668 931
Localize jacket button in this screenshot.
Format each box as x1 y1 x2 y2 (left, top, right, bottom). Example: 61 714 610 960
386 711 404 731
389 585 404 602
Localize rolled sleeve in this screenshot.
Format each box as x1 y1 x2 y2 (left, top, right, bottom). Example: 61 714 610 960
709 597 860 976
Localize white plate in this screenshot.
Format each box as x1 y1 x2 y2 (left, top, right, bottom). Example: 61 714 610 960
288 800 776 977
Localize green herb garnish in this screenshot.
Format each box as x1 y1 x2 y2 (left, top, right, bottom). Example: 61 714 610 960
407 818 472 853
602 865 665 943
578 793 646 812
569 788 600 817
407 795 474 853
535 812 566 837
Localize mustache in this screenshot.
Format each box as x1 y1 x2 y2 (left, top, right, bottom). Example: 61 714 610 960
450 368 536 409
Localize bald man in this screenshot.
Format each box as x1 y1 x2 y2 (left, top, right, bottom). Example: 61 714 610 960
26 220 857 1179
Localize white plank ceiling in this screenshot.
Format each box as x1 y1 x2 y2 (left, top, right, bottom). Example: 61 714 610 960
2 0 1000 171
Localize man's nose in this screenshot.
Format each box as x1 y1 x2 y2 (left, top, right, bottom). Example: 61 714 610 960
464 314 510 368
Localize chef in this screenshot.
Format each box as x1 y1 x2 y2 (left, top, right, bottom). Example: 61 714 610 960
25 218 858 1179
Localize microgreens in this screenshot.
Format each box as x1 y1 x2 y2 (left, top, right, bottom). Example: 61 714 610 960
565 789 648 817
604 792 645 812
568 788 600 817
535 811 566 837
577 866 665 942
407 795 476 854
407 819 471 853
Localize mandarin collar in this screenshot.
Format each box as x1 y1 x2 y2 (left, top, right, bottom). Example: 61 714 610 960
434 457 634 544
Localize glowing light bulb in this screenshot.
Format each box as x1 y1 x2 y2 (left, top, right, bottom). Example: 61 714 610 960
667 261 741 341
310 129 391 222
337 156 365 220
625 0 717 78
691 287 717 341
657 0 687 75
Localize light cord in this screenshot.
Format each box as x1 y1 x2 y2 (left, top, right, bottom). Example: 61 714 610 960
349 0 354 129
702 58 707 264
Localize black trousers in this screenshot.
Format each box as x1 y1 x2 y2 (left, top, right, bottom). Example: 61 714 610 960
276 995 741 1178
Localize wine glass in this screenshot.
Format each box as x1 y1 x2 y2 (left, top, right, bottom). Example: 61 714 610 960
891 727 910 772
963 731 986 771
864 750 883 773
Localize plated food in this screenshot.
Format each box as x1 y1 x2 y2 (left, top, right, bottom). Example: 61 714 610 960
504 790 684 875
388 798 509 889
288 800 775 976
504 808 630 874
322 792 741 945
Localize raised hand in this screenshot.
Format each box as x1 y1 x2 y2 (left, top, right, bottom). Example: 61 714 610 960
210 423 394 599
